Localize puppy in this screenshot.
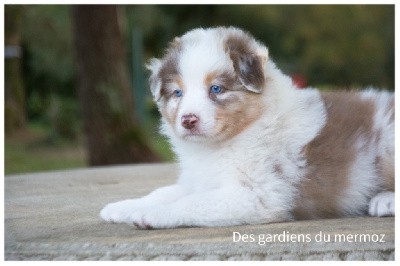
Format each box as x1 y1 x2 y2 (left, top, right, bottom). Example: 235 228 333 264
100 27 394 229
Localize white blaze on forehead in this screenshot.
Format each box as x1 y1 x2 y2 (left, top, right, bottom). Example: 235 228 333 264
178 81 209 115
178 30 233 89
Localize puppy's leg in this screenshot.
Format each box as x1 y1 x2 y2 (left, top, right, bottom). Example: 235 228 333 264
129 186 289 229
100 184 187 223
368 191 395 217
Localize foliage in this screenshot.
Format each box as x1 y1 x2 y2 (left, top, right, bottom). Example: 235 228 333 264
21 5 76 119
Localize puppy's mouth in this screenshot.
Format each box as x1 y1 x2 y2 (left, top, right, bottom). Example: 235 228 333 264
181 129 209 141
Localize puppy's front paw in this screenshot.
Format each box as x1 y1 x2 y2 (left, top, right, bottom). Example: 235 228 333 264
369 192 395 217
130 208 179 229
100 199 139 223
130 212 154 229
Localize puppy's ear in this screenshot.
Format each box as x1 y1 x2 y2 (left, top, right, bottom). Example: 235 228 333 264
225 35 268 93
146 58 162 101
146 37 182 101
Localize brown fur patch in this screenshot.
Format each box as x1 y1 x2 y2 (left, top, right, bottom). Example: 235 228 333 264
158 38 182 99
156 39 184 126
159 76 185 127
380 156 395 191
293 91 376 219
160 100 180 130
204 71 219 87
224 33 265 92
214 90 264 140
204 65 265 141
176 77 185 93
204 70 253 107
273 164 283 176
374 155 394 191
204 70 239 91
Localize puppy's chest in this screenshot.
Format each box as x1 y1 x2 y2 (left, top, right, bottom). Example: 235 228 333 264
178 143 293 190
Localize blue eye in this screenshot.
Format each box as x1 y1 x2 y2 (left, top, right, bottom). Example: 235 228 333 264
174 89 183 97
210 85 223 94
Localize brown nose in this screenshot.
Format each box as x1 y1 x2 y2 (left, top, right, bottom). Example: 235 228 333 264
181 114 199 129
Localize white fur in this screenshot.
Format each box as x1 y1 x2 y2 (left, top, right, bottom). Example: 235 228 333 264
100 27 394 229
369 192 395 217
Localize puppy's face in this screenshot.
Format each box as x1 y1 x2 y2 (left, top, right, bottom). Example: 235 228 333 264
148 27 268 142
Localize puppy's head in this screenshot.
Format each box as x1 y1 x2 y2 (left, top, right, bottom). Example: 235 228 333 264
147 27 268 142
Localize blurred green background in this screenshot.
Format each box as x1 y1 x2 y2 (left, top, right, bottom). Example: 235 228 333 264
4 5 394 175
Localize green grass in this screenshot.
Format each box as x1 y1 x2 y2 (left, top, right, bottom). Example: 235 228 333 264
4 123 87 175
4 120 175 175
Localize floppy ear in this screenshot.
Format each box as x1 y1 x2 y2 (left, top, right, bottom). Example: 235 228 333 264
225 36 268 93
146 58 162 101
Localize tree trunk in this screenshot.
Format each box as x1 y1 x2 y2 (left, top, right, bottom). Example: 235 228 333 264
5 5 26 135
72 5 159 166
